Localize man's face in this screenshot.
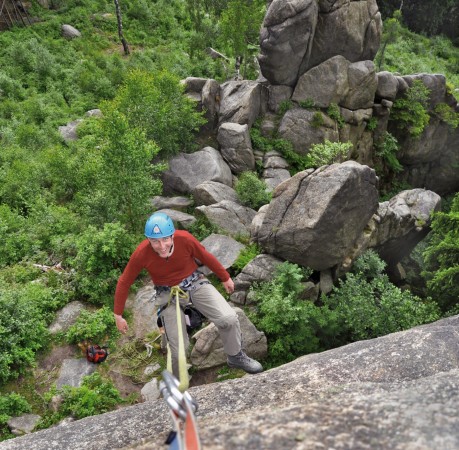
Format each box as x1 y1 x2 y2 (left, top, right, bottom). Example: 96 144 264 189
148 235 173 258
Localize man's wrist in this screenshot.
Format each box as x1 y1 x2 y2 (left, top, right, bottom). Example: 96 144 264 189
114 313 122 318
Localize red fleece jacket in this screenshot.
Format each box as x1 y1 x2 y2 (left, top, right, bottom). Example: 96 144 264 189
114 230 229 315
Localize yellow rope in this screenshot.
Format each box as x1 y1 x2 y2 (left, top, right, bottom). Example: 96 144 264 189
166 285 190 392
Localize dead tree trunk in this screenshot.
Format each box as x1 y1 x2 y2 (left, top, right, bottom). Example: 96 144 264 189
113 0 130 55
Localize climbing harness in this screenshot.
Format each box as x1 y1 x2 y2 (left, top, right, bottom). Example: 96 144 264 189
160 370 201 450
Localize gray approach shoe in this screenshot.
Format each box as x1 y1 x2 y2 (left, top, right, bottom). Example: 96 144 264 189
227 350 263 374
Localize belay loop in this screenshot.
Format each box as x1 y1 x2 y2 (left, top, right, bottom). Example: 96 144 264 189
86 344 108 364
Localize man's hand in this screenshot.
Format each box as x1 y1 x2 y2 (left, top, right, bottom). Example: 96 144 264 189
114 314 128 334
222 277 235 294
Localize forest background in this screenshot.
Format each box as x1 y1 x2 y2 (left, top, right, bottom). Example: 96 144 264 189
0 0 458 440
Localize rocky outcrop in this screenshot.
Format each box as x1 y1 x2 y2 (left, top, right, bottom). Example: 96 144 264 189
256 161 379 271
161 147 232 195
259 0 381 87
5 315 459 450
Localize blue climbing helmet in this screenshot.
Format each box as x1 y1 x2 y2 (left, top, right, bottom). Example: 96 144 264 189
145 212 175 239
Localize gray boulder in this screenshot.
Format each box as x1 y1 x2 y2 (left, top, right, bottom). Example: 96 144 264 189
292 56 377 110
308 0 382 69
278 108 339 155
267 85 293 113
193 181 240 206
190 307 267 370
156 208 196 230
256 161 379 271
198 234 245 276
7 414 41 436
217 122 255 174
61 24 81 39
219 81 262 127
230 254 284 305
376 71 398 101
195 200 257 238
58 119 82 142
369 189 442 267
56 359 96 389
48 301 86 334
6 316 459 450
161 147 232 195
150 196 193 212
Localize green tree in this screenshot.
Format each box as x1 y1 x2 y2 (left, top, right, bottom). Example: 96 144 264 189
110 69 206 158
376 11 403 70
235 171 271 210
219 0 265 78
423 193 459 312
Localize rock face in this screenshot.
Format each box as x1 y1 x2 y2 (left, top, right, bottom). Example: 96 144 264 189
256 161 379 271
5 315 459 450
259 0 381 87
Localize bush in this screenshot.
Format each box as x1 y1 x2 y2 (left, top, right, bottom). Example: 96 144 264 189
235 171 271 210
65 307 118 344
324 251 441 343
0 392 31 440
375 132 403 173
422 192 459 312
249 262 334 366
390 79 431 137
0 286 49 384
232 243 262 275
306 140 352 168
68 222 139 304
109 69 206 158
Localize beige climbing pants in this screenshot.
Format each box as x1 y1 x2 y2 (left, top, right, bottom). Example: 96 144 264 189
155 278 241 378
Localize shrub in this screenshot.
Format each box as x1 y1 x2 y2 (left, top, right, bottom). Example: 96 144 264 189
0 392 31 439
375 131 403 173
324 251 441 343
0 286 49 384
186 215 221 241
327 103 345 128
434 103 459 128
306 140 352 168
235 171 271 210
250 262 334 366
422 192 459 312
68 222 139 304
390 79 431 137
65 306 118 344
232 243 262 274
109 69 206 158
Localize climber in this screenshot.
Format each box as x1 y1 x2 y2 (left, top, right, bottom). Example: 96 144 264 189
113 212 263 379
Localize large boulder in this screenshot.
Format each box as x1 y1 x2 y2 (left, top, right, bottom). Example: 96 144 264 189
258 0 318 87
292 56 377 110
193 181 240 206
278 108 339 155
256 161 379 271
308 0 382 70
190 307 267 370
217 122 255 174
161 147 232 195
369 189 442 267
6 315 459 450
218 81 263 127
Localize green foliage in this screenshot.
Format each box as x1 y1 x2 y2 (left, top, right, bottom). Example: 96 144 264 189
423 193 459 311
186 215 221 241
366 116 378 131
235 171 271 210
0 392 31 439
0 286 49 384
50 372 122 421
86 108 163 231
434 103 459 128
249 262 331 366
311 111 325 128
298 98 316 109
68 223 138 304
109 69 206 158
390 80 431 138
327 103 345 128
277 100 293 116
350 249 387 280
323 251 441 343
218 0 266 79
375 132 403 173
307 140 352 168
232 242 262 274
65 307 118 344
377 11 403 70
